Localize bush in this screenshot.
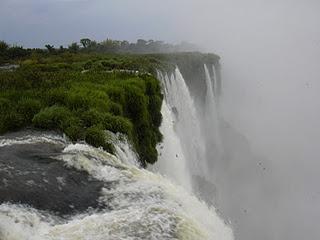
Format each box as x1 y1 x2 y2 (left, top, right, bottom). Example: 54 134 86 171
85 125 115 153
0 51 167 166
32 105 72 129
83 61 93 70
108 102 123 116
17 98 42 123
45 88 67 106
0 111 24 133
148 95 163 127
0 98 12 113
66 92 90 111
81 108 105 127
64 123 85 141
102 113 133 137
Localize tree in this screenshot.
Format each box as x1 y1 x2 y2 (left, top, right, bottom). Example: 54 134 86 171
136 39 148 53
0 41 9 52
137 39 147 46
68 42 80 53
6 45 28 59
120 40 129 49
100 39 120 52
80 38 92 48
45 44 55 53
88 40 97 49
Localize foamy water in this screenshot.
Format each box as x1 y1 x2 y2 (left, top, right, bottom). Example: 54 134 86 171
0 132 233 240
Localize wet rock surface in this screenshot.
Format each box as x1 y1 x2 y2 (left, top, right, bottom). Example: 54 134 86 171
0 132 104 216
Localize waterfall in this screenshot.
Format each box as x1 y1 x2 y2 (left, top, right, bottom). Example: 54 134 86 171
0 65 234 240
153 68 208 189
0 131 233 240
152 94 192 192
155 65 225 206
203 64 223 173
211 64 219 99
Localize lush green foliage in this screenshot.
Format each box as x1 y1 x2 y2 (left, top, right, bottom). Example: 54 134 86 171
0 53 165 166
0 38 220 166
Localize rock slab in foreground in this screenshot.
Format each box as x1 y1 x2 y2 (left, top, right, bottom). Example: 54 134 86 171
0 133 104 215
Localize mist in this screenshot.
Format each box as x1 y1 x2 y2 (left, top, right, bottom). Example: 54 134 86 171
1 0 320 239
178 1 320 239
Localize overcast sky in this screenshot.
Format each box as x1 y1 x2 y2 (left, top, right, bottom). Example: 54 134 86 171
1 1 320 239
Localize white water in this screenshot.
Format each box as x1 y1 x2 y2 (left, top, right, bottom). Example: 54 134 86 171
154 68 208 183
203 64 223 176
107 131 140 167
0 133 67 147
153 96 192 192
0 132 233 239
154 66 224 196
211 65 219 99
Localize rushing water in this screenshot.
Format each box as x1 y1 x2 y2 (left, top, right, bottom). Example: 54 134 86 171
155 69 208 183
153 66 223 204
0 130 233 240
0 64 234 239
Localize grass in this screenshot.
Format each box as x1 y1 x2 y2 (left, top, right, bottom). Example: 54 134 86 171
0 53 166 166
0 50 219 166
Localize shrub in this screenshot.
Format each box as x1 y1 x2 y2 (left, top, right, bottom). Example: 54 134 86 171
0 51 168 166
66 92 90 111
32 105 72 129
102 113 133 137
85 125 115 153
83 61 93 70
64 124 85 141
81 108 105 127
108 102 123 116
0 111 24 133
148 95 163 127
122 85 148 122
46 88 67 106
17 98 42 123
0 98 11 113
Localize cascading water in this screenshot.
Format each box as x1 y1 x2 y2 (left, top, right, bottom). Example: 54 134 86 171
152 91 192 192
203 64 223 175
0 59 234 239
154 68 208 185
211 64 219 99
0 130 233 240
156 63 275 240
154 65 224 200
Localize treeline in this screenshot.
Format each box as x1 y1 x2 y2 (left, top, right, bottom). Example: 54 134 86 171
0 38 198 64
0 41 30 63
75 38 198 54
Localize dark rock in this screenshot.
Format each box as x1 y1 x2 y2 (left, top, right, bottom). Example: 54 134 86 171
0 140 104 216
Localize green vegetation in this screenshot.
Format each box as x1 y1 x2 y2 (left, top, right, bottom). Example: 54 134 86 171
0 38 219 166
0 50 169 166
0 38 199 64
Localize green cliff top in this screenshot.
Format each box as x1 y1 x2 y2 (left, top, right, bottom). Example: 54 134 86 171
0 47 218 166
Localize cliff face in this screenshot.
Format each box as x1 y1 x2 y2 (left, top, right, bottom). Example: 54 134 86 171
154 52 221 107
